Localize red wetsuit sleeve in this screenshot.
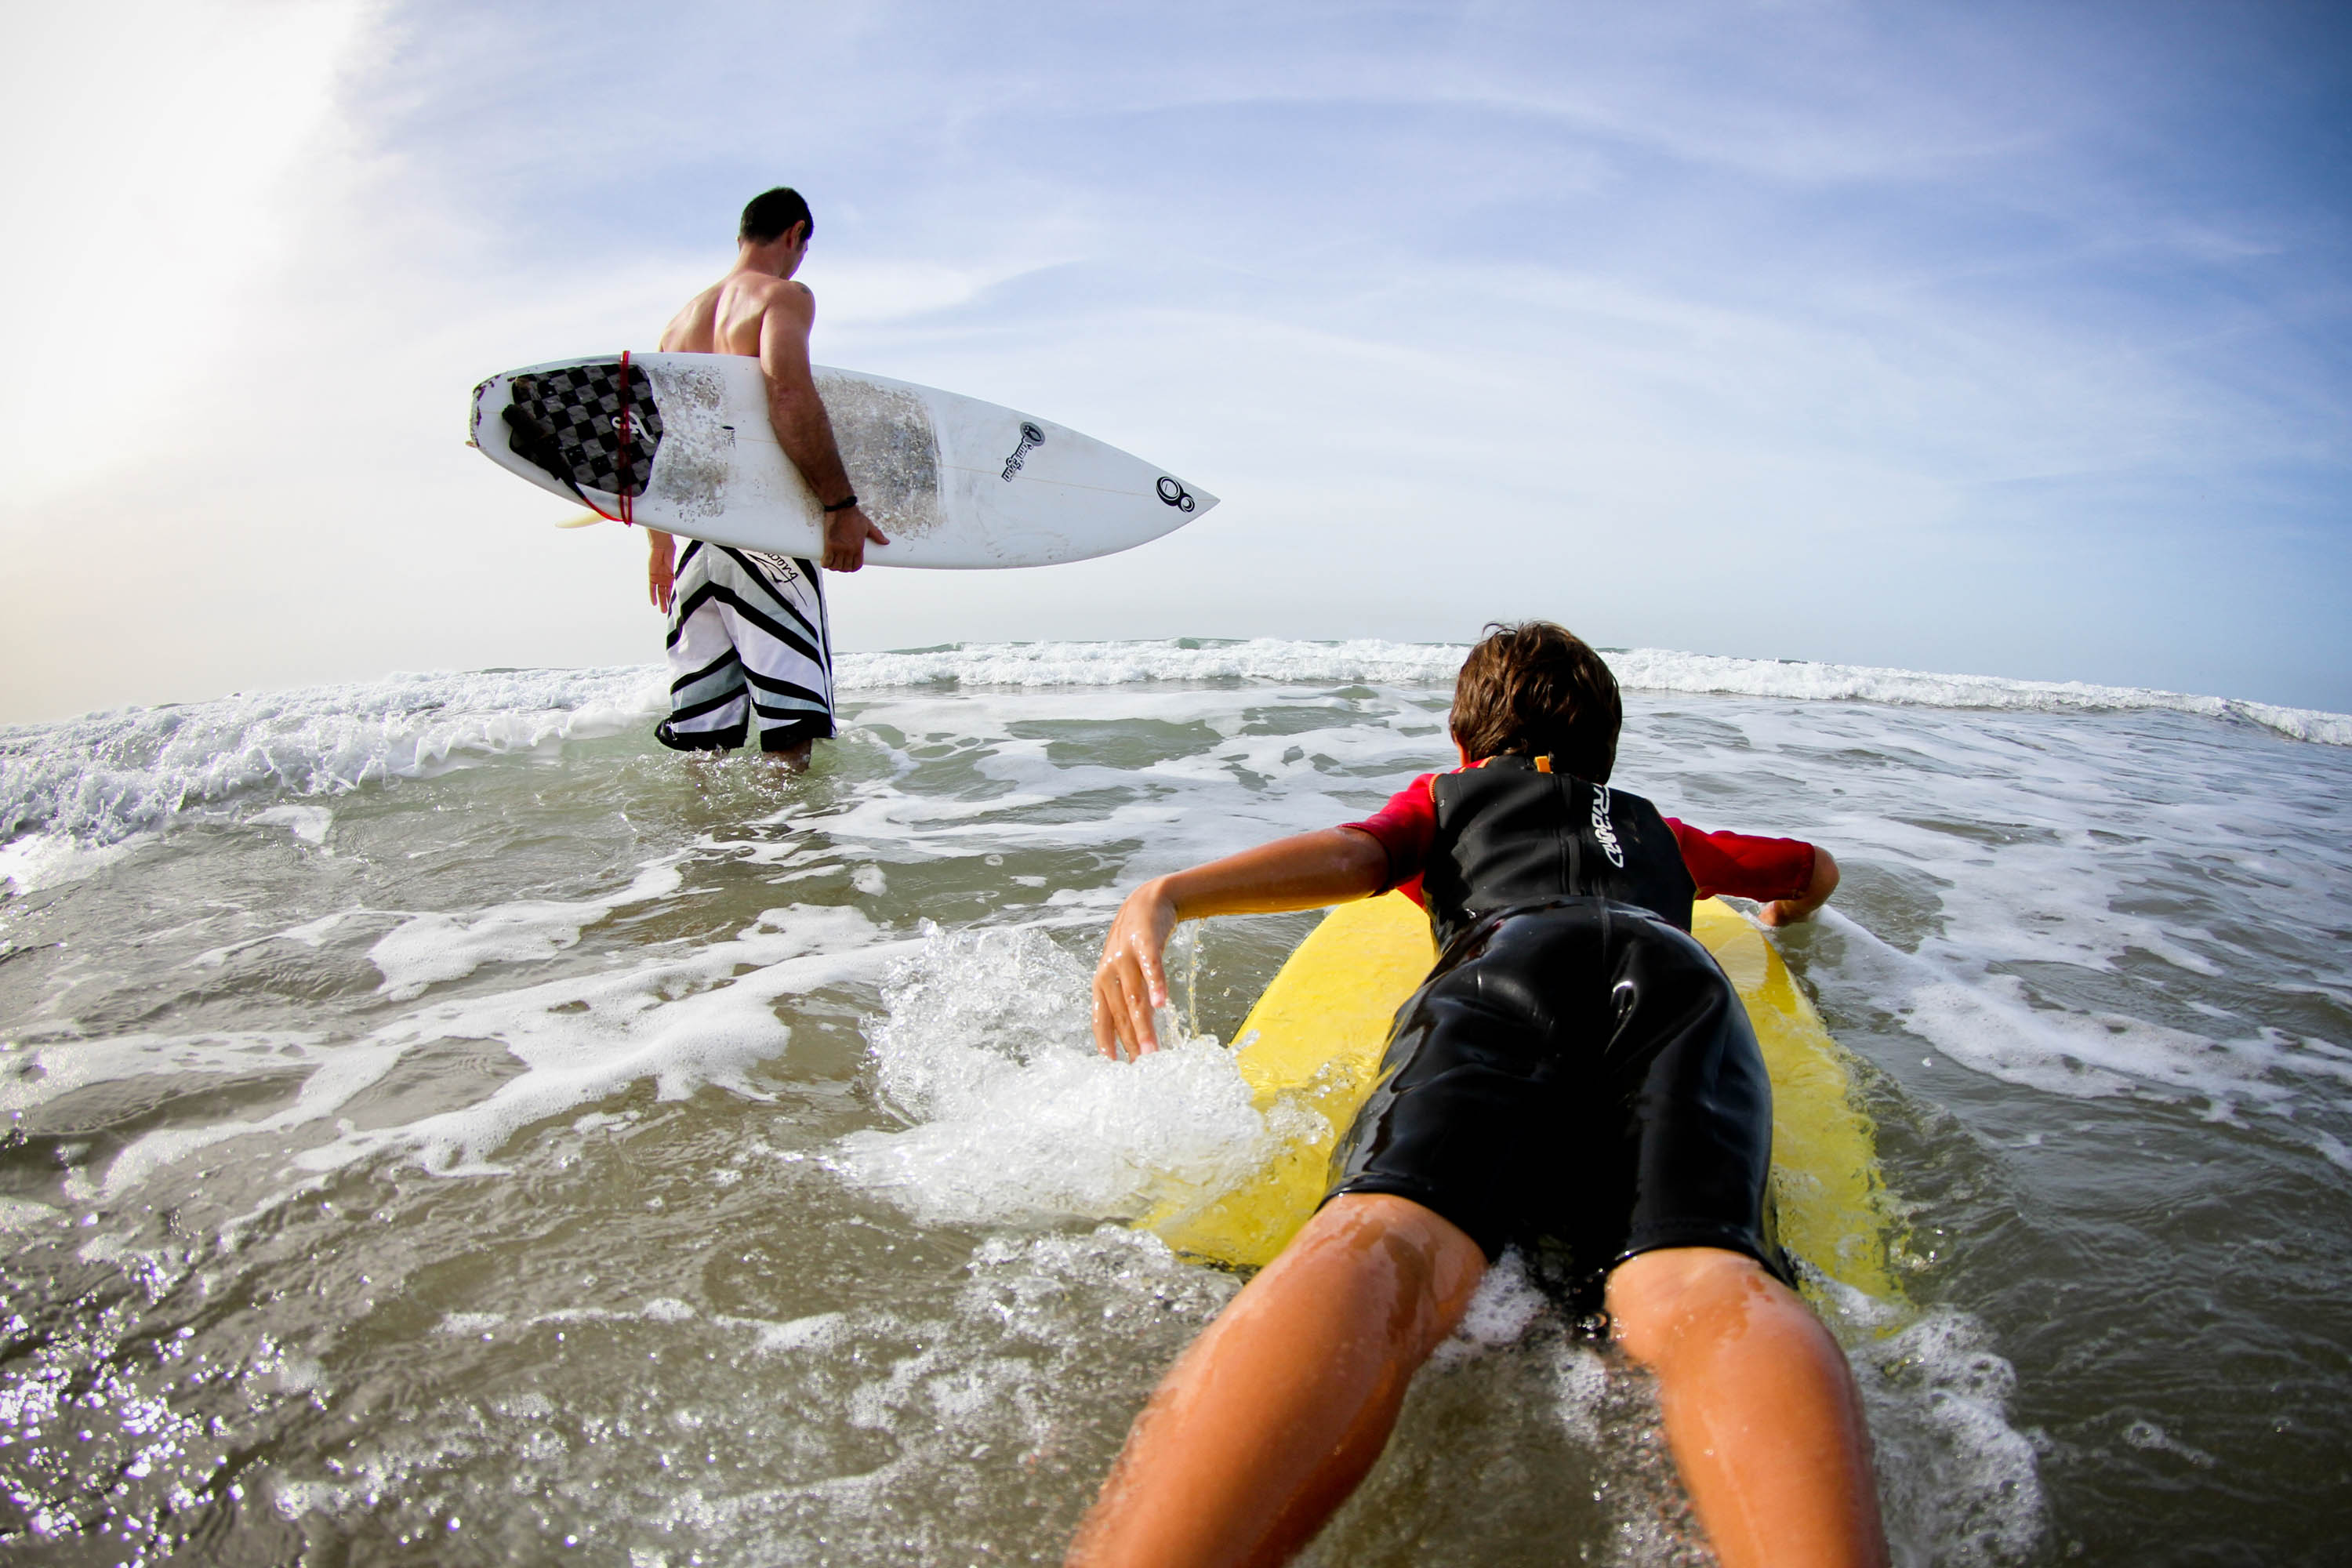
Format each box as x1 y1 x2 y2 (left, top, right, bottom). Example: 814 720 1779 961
1668 819 1817 904
1340 774 1438 906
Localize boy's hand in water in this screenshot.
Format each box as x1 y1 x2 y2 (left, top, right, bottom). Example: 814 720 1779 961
1095 878 1180 1058
1758 846 1840 927
1091 829 1391 1060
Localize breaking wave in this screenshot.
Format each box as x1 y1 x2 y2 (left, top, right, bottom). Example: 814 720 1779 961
836 640 2352 747
5 641 2343 862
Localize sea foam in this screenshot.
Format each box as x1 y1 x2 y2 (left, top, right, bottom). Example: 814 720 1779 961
6 898 895 1203
5 642 2345 878
835 640 2352 747
831 924 1278 1227
0 665 662 849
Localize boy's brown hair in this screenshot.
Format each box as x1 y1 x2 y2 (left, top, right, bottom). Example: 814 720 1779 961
1449 622 1623 782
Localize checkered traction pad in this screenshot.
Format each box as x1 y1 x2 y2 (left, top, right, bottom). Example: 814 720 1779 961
501 360 666 498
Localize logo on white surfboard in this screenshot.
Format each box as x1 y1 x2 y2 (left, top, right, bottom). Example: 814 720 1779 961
1000 423 1045 481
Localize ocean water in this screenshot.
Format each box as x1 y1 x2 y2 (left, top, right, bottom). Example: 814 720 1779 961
2 639 2347 1566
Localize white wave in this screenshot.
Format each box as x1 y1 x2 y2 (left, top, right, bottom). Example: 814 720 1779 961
251 804 334 846
6 641 2342 873
1816 907 2339 1130
834 637 1465 691
837 639 2350 747
1609 648 2352 746
1817 1281 2049 1566
0 1029 330 1120
0 833 132 895
18 902 895 1203
365 860 688 1000
831 924 1278 1227
0 1195 64 1233
0 665 665 854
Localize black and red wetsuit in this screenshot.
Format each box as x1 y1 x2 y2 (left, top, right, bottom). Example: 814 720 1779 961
1319 754 1817 1297
1341 763 1818 930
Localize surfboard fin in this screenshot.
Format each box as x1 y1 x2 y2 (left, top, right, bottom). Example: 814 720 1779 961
554 511 606 529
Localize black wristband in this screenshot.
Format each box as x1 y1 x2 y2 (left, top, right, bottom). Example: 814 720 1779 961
822 493 859 513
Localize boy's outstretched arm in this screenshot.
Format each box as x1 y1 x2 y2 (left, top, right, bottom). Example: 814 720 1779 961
1094 828 1389 1058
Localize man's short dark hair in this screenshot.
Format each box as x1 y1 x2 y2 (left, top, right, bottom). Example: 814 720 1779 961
740 187 814 245
1449 622 1623 782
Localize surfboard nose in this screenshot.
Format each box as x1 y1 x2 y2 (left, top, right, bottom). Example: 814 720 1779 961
1154 474 1218 517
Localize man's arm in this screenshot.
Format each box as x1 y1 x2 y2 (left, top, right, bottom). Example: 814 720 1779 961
646 528 677 613
1094 829 1388 1059
757 286 890 572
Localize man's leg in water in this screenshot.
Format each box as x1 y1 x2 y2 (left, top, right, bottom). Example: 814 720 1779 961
1067 1192 1486 1568
1606 1247 1889 1568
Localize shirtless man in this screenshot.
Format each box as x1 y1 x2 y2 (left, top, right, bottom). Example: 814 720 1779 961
643 187 888 770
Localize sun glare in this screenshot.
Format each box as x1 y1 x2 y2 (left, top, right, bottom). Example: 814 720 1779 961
0 0 367 501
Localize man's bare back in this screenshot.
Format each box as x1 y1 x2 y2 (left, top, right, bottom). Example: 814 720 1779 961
641 212 887 615
660 269 807 358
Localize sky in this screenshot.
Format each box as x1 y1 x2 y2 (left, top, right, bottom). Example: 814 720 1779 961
2 0 2347 723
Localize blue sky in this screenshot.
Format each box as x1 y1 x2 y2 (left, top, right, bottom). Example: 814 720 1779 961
2 0 2347 721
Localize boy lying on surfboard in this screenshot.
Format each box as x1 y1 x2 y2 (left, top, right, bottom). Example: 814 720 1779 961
1077 622 1883 1568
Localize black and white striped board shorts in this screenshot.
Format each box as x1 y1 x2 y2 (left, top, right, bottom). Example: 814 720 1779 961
656 542 835 753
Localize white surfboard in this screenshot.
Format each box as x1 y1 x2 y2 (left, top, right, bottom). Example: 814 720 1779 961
468 353 1216 568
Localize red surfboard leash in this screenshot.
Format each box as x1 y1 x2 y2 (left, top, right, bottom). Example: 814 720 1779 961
617 349 635 528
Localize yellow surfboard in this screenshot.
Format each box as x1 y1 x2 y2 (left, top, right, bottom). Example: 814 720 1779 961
1146 893 1904 1301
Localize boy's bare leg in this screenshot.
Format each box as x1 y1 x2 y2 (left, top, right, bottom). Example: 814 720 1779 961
1068 1193 1486 1568
1606 1247 1889 1568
